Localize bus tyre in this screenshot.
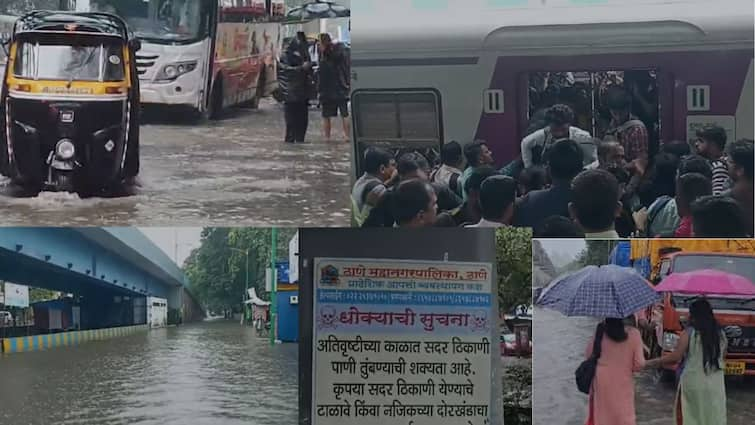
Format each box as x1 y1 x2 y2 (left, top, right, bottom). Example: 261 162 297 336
205 77 224 121
240 71 265 109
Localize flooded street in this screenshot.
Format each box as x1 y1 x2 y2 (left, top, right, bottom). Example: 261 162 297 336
533 307 755 425
0 99 351 226
0 320 298 425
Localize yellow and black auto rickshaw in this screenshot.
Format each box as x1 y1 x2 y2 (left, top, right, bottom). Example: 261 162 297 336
0 11 140 195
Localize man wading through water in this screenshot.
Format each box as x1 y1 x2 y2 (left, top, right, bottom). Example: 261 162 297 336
279 33 313 143
318 33 351 142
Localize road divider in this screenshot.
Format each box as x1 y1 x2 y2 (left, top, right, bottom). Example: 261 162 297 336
1 325 149 354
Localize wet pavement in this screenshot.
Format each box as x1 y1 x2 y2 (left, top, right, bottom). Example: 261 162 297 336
0 320 298 425
0 99 351 226
533 307 755 425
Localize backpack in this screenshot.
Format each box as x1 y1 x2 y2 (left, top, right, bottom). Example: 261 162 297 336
645 195 673 237
576 324 605 394
430 167 461 197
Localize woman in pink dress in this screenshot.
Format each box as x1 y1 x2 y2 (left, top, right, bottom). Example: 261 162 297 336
584 318 646 425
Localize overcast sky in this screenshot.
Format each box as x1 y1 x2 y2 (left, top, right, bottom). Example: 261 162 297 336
139 228 203 267
537 238 586 266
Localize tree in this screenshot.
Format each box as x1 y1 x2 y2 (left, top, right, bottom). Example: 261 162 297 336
29 288 58 303
573 240 620 268
496 227 532 313
183 228 297 315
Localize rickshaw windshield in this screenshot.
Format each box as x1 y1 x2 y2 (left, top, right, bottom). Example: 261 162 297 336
13 39 125 82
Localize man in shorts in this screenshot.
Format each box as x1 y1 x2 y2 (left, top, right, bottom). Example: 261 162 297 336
317 33 351 142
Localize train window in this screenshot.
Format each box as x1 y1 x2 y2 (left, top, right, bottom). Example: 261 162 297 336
353 90 441 143
527 70 660 151
352 89 443 176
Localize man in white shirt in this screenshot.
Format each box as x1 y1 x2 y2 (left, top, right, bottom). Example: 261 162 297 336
521 104 596 168
466 175 516 228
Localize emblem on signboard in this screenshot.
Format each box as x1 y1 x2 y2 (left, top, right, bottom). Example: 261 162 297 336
320 265 339 286
471 310 490 332
317 305 338 330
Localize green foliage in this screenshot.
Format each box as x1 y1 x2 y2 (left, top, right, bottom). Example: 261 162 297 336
183 228 297 314
29 287 58 303
503 364 533 425
496 227 533 313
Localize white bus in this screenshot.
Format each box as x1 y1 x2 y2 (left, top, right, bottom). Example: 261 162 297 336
350 0 754 174
60 0 285 119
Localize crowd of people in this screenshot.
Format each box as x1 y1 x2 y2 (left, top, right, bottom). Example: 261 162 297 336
352 91 754 238
278 31 350 144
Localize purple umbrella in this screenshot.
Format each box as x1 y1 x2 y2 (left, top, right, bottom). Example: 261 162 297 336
536 265 661 318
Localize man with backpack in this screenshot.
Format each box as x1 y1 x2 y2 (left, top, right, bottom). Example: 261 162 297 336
430 141 464 197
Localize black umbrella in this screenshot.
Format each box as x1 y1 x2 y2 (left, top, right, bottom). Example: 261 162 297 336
286 1 350 20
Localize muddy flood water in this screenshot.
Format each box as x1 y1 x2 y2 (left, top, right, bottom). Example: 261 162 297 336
0 320 298 425
0 99 351 226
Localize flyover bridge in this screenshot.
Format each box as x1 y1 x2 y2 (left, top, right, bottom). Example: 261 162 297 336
0 227 204 332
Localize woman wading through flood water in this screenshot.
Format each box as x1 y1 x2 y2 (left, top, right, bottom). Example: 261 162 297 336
646 298 727 425
584 317 646 425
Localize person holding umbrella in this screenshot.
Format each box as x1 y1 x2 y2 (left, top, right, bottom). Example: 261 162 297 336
537 265 661 425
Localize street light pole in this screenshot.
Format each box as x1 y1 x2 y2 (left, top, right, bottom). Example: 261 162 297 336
230 247 250 325
245 250 249 323
270 227 277 346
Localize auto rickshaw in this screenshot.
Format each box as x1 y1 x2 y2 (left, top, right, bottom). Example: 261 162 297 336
0 11 140 195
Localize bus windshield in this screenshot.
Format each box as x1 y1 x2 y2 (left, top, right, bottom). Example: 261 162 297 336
82 0 208 44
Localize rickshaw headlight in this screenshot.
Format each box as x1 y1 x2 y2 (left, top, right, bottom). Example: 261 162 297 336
55 139 75 160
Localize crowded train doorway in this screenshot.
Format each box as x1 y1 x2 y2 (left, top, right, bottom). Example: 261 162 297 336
526 70 661 157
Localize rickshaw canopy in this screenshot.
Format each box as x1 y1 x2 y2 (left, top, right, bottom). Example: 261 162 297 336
13 11 131 41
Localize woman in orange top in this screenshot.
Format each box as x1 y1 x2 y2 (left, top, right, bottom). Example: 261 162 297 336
584 318 646 425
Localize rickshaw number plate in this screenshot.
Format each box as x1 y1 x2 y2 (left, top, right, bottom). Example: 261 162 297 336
725 361 745 375
60 111 74 123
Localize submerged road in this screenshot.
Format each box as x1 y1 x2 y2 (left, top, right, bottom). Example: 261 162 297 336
0 99 351 226
533 307 755 425
0 320 298 425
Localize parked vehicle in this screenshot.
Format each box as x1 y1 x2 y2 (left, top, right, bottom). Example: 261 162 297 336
612 240 755 378
0 310 13 326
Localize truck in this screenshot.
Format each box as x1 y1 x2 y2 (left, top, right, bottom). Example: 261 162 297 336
611 240 755 378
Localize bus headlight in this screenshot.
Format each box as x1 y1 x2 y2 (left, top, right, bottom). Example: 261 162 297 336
156 61 198 81
662 332 679 351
